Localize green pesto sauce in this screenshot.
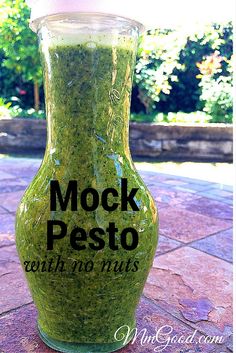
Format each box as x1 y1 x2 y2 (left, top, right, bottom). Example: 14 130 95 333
16 42 158 345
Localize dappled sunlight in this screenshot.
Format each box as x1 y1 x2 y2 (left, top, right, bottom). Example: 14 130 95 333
135 161 233 185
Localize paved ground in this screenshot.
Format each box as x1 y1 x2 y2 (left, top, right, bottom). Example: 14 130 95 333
0 157 233 353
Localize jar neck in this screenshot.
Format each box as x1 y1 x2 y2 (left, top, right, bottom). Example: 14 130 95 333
39 15 139 160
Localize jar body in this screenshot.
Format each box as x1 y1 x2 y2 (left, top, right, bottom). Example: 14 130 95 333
16 14 158 353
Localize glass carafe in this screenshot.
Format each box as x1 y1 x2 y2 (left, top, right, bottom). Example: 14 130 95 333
16 13 158 353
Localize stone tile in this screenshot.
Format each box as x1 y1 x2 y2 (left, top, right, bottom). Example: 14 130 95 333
155 235 182 256
20 176 34 184
183 183 214 192
166 176 212 186
0 213 15 247
139 170 171 184
145 247 232 338
0 245 20 264
0 213 15 234
0 158 233 353
191 228 233 263
159 207 231 243
172 186 198 193
220 198 233 206
178 297 214 323
0 299 227 353
124 297 227 353
0 304 52 353
0 190 25 213
155 201 169 210
225 334 233 352
197 191 232 204
0 178 28 194
0 159 39 179
150 187 201 206
6 167 38 179
202 189 232 198
0 233 15 248
0 261 32 315
0 171 15 181
209 184 233 192
186 179 212 186
140 172 212 195
162 178 189 186
178 197 233 220
0 157 29 169
0 206 7 214
31 159 42 168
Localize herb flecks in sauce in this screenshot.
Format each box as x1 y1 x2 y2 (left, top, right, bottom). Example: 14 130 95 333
16 38 158 345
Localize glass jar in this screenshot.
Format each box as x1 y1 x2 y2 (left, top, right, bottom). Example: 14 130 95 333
16 12 158 353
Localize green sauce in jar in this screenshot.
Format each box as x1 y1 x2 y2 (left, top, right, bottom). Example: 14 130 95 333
16 31 158 353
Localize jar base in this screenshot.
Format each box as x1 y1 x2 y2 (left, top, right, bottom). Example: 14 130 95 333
38 323 135 353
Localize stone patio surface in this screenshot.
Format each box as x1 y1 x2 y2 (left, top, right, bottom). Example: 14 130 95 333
0 157 233 353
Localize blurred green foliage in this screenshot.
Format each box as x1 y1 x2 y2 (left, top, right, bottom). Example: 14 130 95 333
131 111 211 124
133 28 187 113
0 0 42 110
197 51 233 123
10 106 45 119
0 97 11 118
0 0 41 82
132 22 233 121
0 97 45 119
0 0 233 123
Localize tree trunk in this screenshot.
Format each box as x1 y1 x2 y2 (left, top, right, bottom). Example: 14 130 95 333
34 82 40 112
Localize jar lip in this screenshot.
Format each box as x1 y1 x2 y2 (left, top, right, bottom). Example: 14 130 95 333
30 12 145 34
27 0 146 33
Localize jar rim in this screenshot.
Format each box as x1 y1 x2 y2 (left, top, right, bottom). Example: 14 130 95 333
26 0 146 33
31 12 144 34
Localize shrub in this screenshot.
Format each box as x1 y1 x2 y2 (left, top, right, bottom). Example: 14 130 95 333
0 97 45 119
0 98 11 119
197 53 233 123
0 0 233 123
132 22 233 118
10 106 45 119
200 78 232 124
133 28 187 113
131 111 211 124
0 0 42 111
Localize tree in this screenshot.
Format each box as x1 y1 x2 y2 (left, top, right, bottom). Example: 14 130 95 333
0 0 42 111
132 22 233 115
133 28 187 113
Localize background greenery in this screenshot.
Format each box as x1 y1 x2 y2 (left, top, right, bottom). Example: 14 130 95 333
0 0 233 123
